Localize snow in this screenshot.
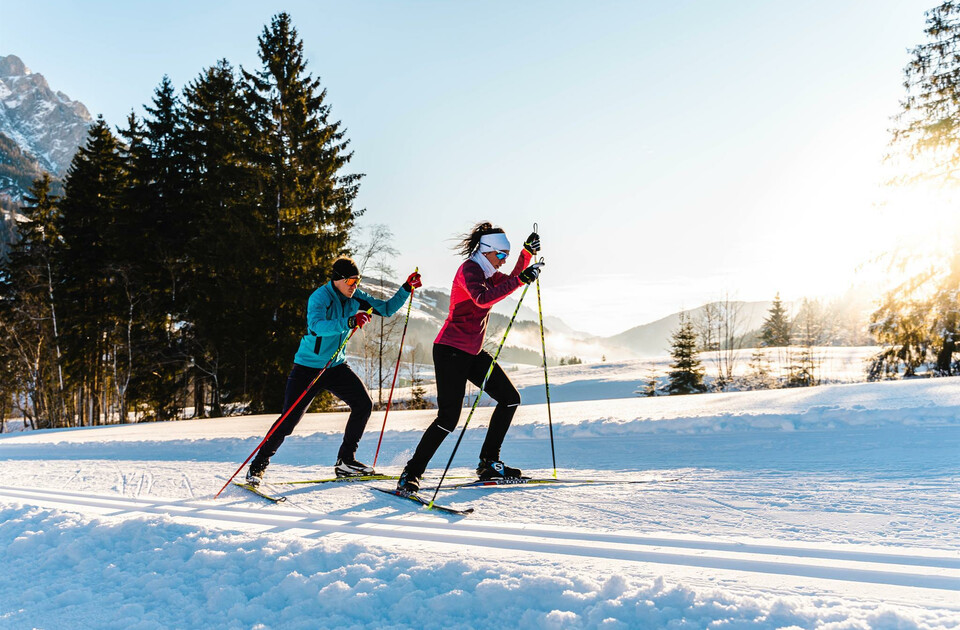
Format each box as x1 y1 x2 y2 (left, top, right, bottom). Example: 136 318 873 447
0 362 958 628
372 346 881 407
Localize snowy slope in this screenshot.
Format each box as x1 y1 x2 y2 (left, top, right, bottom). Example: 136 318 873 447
0 375 958 628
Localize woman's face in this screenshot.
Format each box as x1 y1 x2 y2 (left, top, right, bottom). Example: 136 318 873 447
483 250 508 270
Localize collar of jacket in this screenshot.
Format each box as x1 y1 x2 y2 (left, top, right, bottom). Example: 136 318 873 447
327 280 350 303
469 250 497 278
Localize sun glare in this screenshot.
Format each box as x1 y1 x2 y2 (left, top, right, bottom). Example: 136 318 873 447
878 185 959 252
857 184 960 293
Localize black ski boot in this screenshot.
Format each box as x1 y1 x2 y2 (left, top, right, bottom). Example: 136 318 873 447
246 459 268 487
396 468 422 493
476 459 522 481
335 457 375 478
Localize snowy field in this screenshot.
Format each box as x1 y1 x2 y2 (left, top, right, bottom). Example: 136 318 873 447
372 346 882 408
0 365 958 628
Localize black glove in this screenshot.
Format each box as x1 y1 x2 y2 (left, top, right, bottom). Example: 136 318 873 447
523 231 540 255
518 262 544 284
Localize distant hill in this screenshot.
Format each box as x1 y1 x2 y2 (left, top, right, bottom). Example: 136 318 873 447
359 279 776 366
602 301 773 357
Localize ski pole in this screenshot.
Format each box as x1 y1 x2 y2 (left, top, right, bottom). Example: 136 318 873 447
214 308 372 499
535 257 557 479
372 269 417 468
429 284 530 507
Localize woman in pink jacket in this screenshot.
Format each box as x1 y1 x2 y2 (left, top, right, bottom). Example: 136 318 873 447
398 222 543 492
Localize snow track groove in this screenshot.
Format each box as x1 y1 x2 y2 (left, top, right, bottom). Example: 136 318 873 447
1 484 957 593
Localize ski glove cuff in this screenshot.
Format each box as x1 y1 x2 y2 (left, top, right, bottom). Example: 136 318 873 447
348 311 372 330
518 262 545 284
523 232 540 255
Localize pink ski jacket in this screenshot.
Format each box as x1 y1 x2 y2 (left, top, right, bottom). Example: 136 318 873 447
435 250 532 355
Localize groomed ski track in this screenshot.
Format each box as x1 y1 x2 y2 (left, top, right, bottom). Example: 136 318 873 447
2 484 957 597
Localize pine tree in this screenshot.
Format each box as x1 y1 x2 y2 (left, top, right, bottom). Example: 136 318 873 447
135 75 190 293
760 293 791 347
180 59 266 417
0 173 68 428
408 377 430 410
786 299 824 387
889 2 960 186
242 12 362 411
118 78 191 421
666 313 706 395
640 369 659 397
876 2 960 375
744 349 774 390
57 117 130 425
868 278 933 379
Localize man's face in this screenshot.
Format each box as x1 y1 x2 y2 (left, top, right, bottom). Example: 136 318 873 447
334 275 361 298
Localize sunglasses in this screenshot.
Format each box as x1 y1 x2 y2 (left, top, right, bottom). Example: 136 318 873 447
343 276 362 287
493 250 509 260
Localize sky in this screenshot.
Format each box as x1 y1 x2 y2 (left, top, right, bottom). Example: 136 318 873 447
0 0 944 335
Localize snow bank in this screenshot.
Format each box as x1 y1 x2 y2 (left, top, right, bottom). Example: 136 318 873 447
513 403 960 437
1 505 950 630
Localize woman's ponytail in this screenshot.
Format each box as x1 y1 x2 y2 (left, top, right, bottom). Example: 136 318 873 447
454 221 504 258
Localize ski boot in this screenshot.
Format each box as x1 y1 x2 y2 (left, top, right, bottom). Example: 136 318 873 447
476 459 522 481
245 460 267 487
396 468 422 493
335 457 375 478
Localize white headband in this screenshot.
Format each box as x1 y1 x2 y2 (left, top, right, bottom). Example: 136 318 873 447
478 232 511 253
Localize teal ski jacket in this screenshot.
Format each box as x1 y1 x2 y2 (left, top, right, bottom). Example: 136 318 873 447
293 281 411 369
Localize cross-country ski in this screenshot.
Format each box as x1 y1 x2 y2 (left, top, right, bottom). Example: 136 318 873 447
372 487 475 516
232 482 287 503
437 476 682 490
272 474 399 485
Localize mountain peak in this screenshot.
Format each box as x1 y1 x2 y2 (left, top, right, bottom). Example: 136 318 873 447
0 54 30 77
0 53 92 191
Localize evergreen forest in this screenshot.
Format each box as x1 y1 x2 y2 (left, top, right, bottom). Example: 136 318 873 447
0 14 362 428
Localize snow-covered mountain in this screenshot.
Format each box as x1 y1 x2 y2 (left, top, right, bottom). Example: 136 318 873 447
0 54 92 200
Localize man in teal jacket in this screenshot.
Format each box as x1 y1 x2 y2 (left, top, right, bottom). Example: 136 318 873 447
247 256 422 486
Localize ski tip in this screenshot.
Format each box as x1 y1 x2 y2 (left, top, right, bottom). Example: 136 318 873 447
233 482 287 503
424 503 474 515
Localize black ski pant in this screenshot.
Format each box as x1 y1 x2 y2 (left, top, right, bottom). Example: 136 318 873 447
252 363 372 470
405 343 521 477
